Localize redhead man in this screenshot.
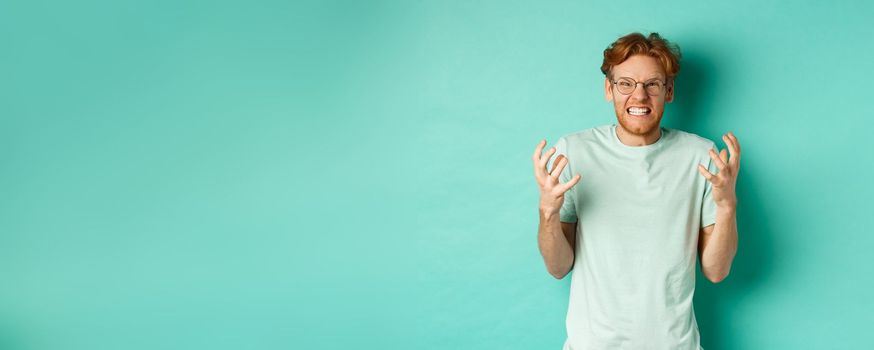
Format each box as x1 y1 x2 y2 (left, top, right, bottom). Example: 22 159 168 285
532 32 741 349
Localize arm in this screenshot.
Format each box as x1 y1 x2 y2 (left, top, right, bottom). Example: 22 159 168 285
696 131 742 283
532 139 582 280
698 207 737 283
538 215 577 279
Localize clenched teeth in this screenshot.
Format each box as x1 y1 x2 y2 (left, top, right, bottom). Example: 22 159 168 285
627 107 651 115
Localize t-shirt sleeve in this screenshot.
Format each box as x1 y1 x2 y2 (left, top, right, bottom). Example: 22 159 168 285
549 137 578 223
700 143 719 228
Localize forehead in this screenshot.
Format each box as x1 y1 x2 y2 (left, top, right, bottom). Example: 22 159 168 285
611 55 666 79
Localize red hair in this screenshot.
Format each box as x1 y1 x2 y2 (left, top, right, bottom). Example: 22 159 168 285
601 32 681 80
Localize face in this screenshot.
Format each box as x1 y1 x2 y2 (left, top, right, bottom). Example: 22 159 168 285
605 55 674 137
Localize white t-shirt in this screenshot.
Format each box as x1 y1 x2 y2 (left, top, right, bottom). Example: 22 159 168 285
551 124 718 350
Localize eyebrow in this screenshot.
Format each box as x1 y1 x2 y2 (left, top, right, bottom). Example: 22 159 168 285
616 75 665 81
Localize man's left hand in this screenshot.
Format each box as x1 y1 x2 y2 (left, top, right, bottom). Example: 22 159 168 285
697 131 741 210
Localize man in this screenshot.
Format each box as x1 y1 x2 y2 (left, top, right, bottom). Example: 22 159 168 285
532 32 741 349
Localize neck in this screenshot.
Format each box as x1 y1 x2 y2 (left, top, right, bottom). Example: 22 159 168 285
616 124 661 146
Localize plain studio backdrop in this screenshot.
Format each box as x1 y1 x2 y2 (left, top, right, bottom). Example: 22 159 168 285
2 0 873 349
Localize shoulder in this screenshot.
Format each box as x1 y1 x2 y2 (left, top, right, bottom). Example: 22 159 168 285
558 124 613 146
665 128 717 151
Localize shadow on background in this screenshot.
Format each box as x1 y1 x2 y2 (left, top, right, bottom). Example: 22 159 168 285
670 47 778 350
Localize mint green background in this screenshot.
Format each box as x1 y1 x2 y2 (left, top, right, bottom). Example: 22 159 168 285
2 1 872 349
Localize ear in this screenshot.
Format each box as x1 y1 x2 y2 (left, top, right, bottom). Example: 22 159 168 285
665 80 674 103
605 78 614 102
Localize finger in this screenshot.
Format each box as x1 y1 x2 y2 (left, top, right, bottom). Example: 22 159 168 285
539 147 557 170
549 154 566 174
697 164 715 182
532 139 546 161
532 140 549 179
719 149 728 164
722 133 738 166
549 156 568 179
728 131 740 153
728 132 741 165
558 174 582 193
708 149 726 171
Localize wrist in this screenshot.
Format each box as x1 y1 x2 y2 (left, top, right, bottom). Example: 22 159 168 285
716 204 737 215
539 207 560 220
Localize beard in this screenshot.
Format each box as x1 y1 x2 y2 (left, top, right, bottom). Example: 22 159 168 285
615 111 662 137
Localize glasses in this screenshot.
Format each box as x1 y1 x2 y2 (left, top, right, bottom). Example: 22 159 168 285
611 77 667 96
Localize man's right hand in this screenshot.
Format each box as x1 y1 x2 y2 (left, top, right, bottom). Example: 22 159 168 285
532 139 582 215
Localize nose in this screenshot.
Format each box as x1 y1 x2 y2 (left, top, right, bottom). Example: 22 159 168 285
630 83 649 101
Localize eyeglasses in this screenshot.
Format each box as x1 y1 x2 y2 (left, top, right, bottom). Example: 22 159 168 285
611 77 667 96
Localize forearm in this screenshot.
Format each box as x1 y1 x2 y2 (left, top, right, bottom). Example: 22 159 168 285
538 209 574 279
700 207 738 282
